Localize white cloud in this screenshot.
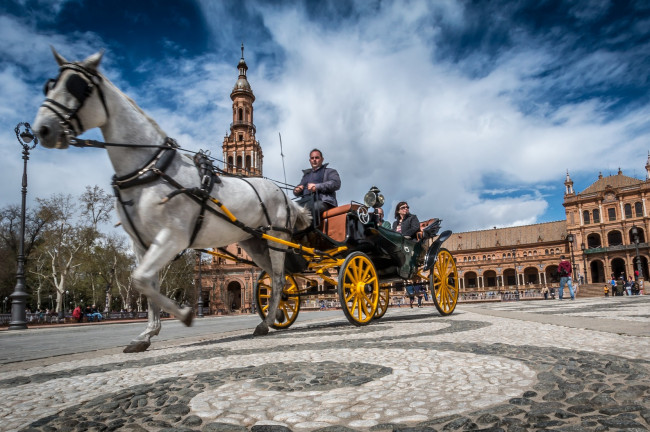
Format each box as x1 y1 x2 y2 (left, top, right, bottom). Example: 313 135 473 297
1 0 649 236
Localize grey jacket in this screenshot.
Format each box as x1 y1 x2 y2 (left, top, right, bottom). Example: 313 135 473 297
294 163 341 208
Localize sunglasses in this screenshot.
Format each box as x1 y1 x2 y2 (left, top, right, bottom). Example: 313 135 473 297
400 206 409 210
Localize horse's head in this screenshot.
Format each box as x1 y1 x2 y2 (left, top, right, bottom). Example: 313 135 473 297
33 47 108 149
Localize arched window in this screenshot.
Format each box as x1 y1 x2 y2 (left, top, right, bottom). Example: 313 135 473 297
607 230 623 246
587 233 602 248
245 155 251 169
227 156 234 168
593 209 600 223
635 202 643 217
236 156 243 168
583 210 590 224
545 249 549 255
624 203 632 218
238 108 243 121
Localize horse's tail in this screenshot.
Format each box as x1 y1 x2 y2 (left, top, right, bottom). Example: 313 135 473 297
292 202 312 230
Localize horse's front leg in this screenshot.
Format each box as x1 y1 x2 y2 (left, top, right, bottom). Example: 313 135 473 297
131 234 194 328
123 299 161 353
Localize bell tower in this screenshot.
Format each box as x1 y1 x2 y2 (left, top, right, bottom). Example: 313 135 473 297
222 44 263 176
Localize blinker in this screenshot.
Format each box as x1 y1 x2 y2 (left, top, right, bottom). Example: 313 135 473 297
66 74 90 101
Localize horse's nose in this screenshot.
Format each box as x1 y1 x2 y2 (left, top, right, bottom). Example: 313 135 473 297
38 125 50 139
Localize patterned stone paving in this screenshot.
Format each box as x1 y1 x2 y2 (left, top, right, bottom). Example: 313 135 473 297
1 296 649 431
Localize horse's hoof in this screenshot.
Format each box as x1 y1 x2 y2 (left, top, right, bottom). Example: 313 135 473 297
123 340 150 353
253 322 269 336
179 307 194 327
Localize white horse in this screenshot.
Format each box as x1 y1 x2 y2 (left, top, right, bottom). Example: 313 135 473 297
33 48 311 353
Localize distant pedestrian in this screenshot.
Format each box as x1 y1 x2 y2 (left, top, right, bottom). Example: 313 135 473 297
72 305 83 323
615 277 625 296
604 285 609 297
557 255 575 300
625 276 634 296
542 286 549 299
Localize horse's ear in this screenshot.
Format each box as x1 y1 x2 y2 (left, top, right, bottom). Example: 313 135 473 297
50 46 68 66
81 50 104 71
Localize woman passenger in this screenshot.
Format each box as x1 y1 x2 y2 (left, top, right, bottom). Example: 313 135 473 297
392 201 420 239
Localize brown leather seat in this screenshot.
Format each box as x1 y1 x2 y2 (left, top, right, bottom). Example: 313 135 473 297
320 204 360 242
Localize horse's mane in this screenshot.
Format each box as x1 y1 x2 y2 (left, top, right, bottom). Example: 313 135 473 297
98 70 167 137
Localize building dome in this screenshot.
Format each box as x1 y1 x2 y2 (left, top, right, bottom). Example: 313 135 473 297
233 76 252 92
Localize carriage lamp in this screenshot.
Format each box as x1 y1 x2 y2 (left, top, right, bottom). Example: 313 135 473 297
9 122 38 330
363 186 385 208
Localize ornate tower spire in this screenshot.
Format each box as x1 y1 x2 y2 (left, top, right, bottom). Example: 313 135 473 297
645 151 650 180
222 44 263 176
564 170 574 195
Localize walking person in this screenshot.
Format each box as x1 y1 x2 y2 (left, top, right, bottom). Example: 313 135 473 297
557 255 575 300
625 276 634 296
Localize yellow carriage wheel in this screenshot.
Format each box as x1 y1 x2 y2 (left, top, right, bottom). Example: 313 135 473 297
338 252 379 326
374 288 390 319
255 272 300 329
430 248 459 315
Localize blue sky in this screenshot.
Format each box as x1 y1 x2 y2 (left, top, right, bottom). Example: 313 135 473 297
1 0 650 233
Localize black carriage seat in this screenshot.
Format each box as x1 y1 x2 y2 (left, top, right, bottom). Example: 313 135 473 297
320 203 360 243
416 218 441 241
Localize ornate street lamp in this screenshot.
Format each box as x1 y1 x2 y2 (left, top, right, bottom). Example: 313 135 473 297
580 242 588 284
197 251 204 318
631 225 644 281
9 123 38 330
512 248 517 287
566 234 577 283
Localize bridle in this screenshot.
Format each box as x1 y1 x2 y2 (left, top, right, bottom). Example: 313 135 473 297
41 62 110 143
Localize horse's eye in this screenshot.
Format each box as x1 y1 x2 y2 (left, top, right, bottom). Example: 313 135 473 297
43 79 57 96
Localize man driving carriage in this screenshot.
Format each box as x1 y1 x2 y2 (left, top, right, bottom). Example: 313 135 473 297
293 149 341 217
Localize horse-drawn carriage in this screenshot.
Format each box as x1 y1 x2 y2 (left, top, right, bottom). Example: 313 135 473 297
216 186 459 329
33 48 458 352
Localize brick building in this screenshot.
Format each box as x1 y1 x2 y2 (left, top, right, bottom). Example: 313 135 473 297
196 47 649 313
448 161 650 298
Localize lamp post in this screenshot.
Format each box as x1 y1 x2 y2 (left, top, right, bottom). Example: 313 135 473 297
196 251 204 318
631 225 644 282
9 122 38 330
512 248 517 287
3 297 7 314
566 234 577 283
581 242 588 284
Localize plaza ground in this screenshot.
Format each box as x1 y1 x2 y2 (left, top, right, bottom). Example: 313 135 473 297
0 296 648 431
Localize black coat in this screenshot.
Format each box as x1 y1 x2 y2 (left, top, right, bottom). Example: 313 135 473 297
392 213 420 239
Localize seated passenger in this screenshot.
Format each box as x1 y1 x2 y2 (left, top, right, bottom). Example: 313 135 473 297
375 207 391 229
293 149 341 218
392 201 420 239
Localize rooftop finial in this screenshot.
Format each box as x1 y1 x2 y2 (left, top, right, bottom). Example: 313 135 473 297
241 42 244 59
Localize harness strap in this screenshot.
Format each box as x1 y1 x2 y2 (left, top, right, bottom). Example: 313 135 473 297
239 178 272 227
112 185 149 250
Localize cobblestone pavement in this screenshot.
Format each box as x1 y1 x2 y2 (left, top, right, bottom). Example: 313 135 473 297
1 296 649 432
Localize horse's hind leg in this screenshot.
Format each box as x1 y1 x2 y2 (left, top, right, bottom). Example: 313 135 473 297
123 299 161 353
256 247 287 336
